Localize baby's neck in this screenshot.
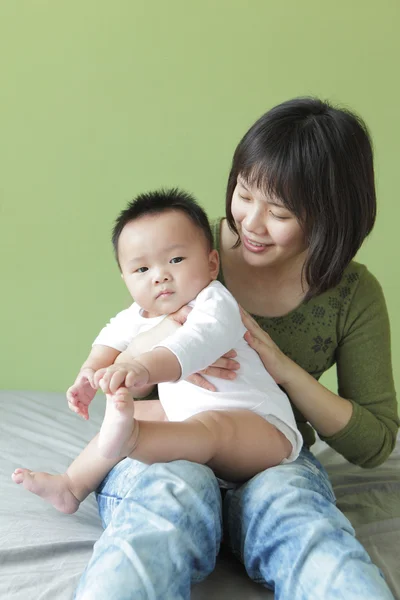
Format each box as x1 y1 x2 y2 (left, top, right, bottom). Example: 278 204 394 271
140 308 165 319
140 278 216 319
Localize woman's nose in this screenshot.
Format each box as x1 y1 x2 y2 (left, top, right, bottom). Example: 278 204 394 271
244 206 267 234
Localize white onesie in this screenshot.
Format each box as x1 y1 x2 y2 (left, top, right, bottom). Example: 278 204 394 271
94 281 303 463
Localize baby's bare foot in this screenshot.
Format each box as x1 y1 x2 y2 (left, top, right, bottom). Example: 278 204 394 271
98 387 138 459
11 469 80 514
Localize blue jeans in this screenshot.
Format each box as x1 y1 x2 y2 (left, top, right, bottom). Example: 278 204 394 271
75 447 394 600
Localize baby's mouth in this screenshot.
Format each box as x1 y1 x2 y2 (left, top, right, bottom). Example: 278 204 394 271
156 290 173 299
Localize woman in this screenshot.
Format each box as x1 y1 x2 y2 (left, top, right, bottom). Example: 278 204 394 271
75 97 399 599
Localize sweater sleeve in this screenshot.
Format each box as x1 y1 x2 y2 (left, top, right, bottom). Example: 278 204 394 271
320 268 399 467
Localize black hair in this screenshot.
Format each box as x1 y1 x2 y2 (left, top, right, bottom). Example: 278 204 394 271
226 97 376 299
112 188 213 266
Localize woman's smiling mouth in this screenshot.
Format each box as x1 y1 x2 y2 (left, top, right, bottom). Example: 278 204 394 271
242 236 272 253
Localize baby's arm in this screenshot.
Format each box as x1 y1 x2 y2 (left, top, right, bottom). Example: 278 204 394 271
94 310 190 395
122 309 189 360
114 350 156 399
67 345 120 419
111 318 179 398
96 286 243 394
95 347 181 395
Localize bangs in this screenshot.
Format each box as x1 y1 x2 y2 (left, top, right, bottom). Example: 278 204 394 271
237 147 307 225
226 97 376 299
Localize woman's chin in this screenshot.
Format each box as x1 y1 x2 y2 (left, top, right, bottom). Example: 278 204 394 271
241 244 276 266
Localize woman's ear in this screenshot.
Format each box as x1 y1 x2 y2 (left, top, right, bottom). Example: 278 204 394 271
209 249 220 280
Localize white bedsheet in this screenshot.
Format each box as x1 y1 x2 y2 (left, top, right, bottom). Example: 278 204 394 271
1 390 399 599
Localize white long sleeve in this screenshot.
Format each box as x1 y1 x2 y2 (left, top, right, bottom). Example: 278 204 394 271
155 281 246 380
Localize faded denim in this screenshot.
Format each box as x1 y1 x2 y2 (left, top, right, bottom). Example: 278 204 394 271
75 448 394 600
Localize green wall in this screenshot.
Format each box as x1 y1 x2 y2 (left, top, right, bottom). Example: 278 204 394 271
1 0 399 401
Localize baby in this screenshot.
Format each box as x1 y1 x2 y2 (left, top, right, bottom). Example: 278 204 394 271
12 188 302 513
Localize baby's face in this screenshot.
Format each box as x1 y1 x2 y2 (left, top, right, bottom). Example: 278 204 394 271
118 210 219 317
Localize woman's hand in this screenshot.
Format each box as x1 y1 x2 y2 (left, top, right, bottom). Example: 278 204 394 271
241 306 354 436
168 306 241 391
127 304 240 392
174 307 240 391
185 350 240 391
240 306 297 387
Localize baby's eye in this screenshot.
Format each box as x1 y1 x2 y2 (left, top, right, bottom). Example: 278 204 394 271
136 267 148 273
170 257 184 264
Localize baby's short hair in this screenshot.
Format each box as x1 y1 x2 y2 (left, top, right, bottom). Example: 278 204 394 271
112 188 213 265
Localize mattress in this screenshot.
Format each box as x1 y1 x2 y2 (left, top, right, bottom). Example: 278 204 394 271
1 390 399 599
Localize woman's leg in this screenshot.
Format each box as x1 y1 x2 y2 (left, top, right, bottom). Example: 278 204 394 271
74 457 222 600
224 447 394 600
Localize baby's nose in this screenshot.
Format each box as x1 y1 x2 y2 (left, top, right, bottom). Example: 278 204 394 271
153 270 171 284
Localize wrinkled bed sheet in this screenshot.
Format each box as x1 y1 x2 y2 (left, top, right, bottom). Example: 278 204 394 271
1 390 399 599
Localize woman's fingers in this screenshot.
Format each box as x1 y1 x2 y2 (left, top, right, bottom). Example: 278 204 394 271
222 350 237 359
210 356 239 370
200 365 237 380
240 306 268 340
239 305 260 331
244 330 253 344
244 330 264 352
185 373 217 392
185 347 240 390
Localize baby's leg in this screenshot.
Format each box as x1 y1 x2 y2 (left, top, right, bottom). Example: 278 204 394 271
95 387 292 480
197 410 292 481
98 388 138 459
128 406 292 482
12 435 119 514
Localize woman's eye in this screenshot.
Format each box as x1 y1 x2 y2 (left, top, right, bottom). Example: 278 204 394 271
136 267 148 273
239 194 251 202
170 257 184 264
270 211 289 220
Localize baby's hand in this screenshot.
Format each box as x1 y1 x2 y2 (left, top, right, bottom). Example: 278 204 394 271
66 368 96 420
94 362 150 395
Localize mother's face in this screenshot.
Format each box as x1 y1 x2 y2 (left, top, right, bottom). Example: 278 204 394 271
231 178 308 268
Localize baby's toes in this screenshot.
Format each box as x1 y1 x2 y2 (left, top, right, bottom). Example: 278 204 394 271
12 468 29 484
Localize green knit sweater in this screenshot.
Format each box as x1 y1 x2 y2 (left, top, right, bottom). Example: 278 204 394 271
213 218 399 468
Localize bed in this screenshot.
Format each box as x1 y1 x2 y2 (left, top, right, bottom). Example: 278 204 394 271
1 389 399 599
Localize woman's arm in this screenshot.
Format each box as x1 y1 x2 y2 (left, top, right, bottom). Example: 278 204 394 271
241 309 353 436
240 271 399 468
